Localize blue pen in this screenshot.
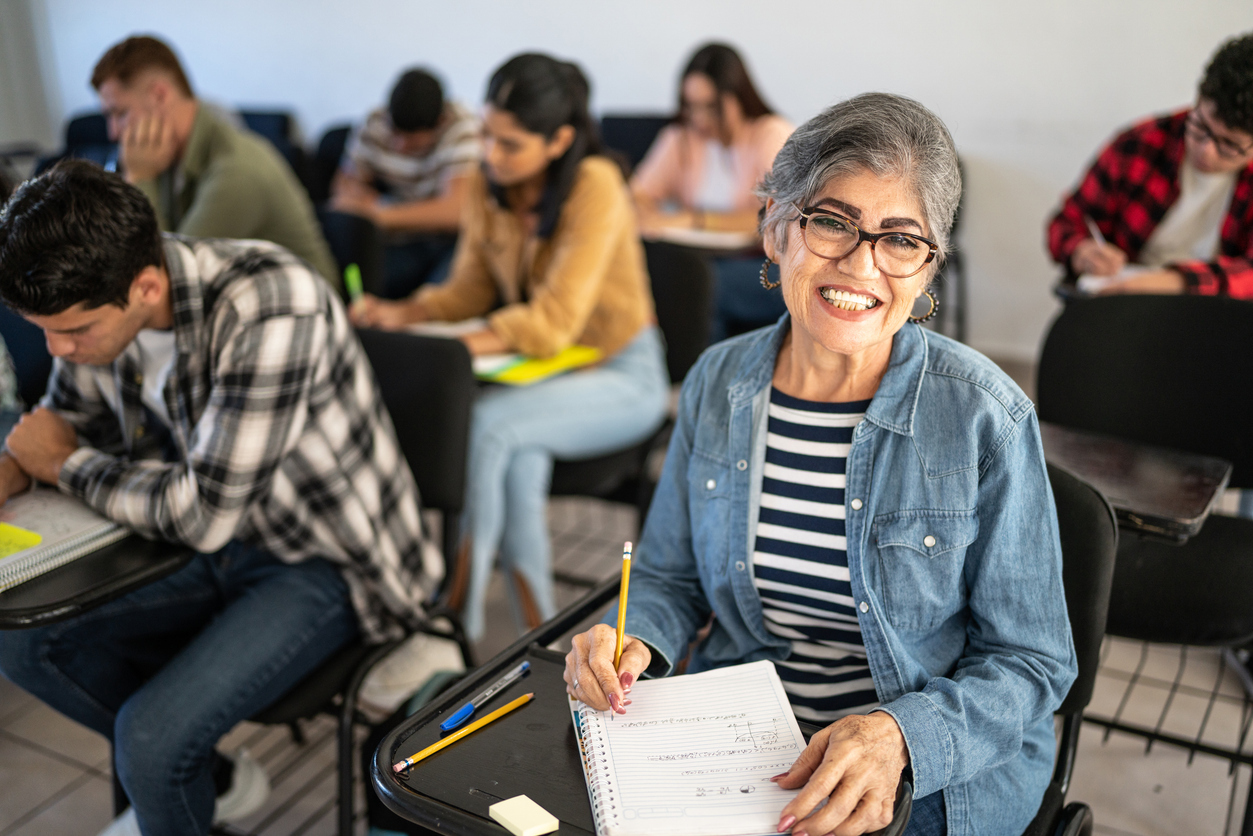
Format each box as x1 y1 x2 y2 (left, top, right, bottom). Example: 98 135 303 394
440 661 531 731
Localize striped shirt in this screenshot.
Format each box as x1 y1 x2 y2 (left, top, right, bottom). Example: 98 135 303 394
752 388 879 722
346 103 481 203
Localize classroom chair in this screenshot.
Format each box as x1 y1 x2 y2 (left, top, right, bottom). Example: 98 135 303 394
599 113 671 173
35 111 117 174
0 302 52 408
239 108 307 180
306 123 353 205
1037 294 1253 831
318 207 386 299
241 330 476 836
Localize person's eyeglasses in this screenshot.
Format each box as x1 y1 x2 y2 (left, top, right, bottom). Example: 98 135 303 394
793 205 938 279
1185 109 1253 160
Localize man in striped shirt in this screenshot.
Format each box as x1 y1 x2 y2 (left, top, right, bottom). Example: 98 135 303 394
332 67 481 298
0 161 440 836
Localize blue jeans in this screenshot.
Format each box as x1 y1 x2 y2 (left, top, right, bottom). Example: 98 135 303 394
710 256 788 343
0 541 358 836
382 234 457 299
461 327 670 640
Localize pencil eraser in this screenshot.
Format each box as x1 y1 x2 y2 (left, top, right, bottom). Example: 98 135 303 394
488 794 559 836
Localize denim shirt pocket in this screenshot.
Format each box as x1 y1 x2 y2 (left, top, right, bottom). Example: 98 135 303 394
873 509 979 631
688 451 733 573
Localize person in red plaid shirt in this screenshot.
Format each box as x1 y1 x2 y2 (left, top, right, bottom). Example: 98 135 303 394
1047 32 1253 298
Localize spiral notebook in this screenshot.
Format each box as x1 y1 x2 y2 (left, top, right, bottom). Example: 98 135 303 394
0 488 128 592
568 660 806 836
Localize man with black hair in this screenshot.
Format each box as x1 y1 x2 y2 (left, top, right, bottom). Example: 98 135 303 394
332 67 480 297
91 35 339 287
0 161 440 836
1048 31 1253 297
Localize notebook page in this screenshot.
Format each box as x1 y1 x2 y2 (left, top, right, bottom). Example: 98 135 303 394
579 660 805 836
0 488 117 544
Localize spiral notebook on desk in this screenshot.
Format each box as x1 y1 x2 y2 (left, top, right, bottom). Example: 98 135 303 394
568 660 806 836
0 488 128 592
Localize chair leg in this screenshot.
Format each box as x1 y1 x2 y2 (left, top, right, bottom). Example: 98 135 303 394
511 570 544 632
111 743 128 816
445 536 471 612
338 641 403 836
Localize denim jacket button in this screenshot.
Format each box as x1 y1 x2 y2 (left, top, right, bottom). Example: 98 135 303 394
736 459 748 471
850 498 863 510
923 535 937 548
706 479 716 490
735 561 746 571
859 601 869 613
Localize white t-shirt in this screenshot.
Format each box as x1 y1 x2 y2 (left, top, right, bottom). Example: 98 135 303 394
1140 159 1237 266
693 139 739 213
132 329 177 430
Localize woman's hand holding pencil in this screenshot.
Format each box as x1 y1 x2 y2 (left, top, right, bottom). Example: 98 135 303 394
563 541 651 714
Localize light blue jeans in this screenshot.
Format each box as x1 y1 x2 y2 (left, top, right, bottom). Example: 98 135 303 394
461 327 669 640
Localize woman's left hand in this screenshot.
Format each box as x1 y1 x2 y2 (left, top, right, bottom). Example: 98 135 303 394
772 713 909 836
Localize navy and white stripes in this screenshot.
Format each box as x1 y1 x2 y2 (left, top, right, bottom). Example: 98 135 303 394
752 388 879 722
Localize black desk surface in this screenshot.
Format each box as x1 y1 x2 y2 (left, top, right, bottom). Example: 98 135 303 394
0 535 193 629
1040 421 1232 543
372 582 911 836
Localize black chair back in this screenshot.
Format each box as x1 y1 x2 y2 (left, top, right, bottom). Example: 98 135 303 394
1037 295 1253 488
65 113 109 146
318 208 384 298
1048 463 1118 715
355 329 472 520
0 304 51 408
307 124 352 205
239 109 306 179
644 240 714 384
600 114 671 173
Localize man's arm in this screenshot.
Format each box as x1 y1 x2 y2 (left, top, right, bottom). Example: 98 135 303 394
0 454 31 506
57 304 328 553
370 173 469 233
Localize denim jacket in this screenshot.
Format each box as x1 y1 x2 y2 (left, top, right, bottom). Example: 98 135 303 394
621 317 1077 836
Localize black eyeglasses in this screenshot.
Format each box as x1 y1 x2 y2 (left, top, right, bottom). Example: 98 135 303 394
1185 109 1253 160
793 205 938 279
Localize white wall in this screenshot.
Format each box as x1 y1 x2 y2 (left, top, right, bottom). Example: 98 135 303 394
23 0 1253 360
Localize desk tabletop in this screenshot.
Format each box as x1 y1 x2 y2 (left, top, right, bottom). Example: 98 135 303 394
1040 421 1232 542
0 535 192 629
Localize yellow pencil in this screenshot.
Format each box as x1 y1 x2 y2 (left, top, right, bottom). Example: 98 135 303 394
392 692 534 772
613 541 632 668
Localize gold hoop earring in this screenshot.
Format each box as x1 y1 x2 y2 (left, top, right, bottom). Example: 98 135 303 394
759 258 780 290
908 290 939 323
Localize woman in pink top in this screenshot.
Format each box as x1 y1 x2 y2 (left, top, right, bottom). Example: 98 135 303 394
632 43 794 340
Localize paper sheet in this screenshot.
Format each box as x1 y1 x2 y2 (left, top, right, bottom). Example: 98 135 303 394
572 660 804 836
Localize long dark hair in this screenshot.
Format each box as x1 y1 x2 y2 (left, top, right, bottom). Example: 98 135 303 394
485 53 605 238
678 43 774 127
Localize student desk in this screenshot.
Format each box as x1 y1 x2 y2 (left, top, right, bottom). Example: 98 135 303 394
371 580 911 836
0 535 193 628
1040 421 1232 543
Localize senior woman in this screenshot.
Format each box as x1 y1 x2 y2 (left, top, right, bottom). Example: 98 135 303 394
563 93 1076 836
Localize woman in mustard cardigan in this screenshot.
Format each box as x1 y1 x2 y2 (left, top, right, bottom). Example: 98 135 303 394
352 53 669 640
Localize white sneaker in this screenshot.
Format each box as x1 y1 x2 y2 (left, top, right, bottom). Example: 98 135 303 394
358 627 467 721
95 807 140 836
213 747 270 823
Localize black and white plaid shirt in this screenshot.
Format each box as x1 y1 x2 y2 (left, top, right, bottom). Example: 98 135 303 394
49 235 441 641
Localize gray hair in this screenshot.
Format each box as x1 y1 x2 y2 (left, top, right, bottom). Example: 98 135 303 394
758 92 962 279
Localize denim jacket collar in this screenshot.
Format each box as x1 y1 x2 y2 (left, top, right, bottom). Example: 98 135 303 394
726 313 927 436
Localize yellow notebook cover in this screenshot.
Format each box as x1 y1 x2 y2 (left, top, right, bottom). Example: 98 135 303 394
476 345 603 386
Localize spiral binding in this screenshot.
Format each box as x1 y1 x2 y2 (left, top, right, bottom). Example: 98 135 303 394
577 705 620 831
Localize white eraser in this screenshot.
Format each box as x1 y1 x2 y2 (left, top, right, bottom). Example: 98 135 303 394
488 794 559 836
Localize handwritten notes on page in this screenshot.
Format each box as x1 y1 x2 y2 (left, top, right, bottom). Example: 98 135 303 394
570 659 804 836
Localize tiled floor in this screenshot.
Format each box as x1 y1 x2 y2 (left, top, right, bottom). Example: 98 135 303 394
0 352 1249 834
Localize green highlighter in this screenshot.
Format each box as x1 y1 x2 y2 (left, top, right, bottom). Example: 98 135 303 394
344 263 364 304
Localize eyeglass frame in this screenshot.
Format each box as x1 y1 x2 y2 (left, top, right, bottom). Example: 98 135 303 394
1185 107 1253 160
792 204 939 279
